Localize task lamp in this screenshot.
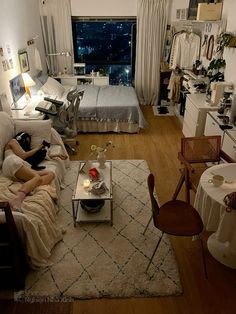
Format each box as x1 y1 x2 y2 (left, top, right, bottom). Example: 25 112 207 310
22 73 36 98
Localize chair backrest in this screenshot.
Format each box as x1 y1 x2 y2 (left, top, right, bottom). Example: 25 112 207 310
147 173 160 228
181 135 221 163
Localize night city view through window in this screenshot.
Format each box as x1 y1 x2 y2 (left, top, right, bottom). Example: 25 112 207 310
72 19 136 85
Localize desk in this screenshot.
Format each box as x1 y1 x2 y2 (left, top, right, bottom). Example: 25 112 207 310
11 96 45 120
194 163 236 268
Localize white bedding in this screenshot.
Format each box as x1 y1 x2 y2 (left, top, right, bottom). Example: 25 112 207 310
62 85 147 132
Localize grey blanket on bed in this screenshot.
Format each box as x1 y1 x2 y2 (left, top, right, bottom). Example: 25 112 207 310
77 85 146 128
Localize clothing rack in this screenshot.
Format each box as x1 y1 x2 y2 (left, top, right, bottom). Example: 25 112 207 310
171 20 204 37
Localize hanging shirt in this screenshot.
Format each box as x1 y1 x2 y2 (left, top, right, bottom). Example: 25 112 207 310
170 32 200 69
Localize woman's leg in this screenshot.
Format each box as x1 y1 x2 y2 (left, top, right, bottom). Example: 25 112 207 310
10 166 54 210
36 170 55 185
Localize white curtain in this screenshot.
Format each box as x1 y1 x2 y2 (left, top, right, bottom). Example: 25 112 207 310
135 0 169 105
39 0 73 75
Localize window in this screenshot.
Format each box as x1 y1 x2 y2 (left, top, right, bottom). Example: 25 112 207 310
72 18 136 85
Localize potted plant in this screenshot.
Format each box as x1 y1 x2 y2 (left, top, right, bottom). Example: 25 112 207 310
207 58 226 82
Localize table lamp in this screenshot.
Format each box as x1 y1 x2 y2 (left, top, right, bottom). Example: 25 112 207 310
22 73 36 98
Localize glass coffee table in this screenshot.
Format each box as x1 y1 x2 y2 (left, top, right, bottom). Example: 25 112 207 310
72 160 113 226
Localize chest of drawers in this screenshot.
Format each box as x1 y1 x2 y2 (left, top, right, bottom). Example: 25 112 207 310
204 111 236 161
182 93 218 137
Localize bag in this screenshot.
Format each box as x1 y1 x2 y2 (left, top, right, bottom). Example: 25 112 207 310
223 192 236 212
197 3 223 21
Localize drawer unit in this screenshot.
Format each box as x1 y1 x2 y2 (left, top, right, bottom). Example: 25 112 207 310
182 109 199 137
182 120 195 137
185 98 200 124
222 132 236 161
60 77 77 85
182 94 217 137
204 113 224 137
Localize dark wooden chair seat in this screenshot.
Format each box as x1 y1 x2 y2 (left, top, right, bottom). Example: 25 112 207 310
157 200 203 236
144 173 207 278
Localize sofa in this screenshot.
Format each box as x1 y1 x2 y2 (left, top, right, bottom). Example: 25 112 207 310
0 112 70 288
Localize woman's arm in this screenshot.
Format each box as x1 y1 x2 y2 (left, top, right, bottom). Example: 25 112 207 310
7 139 43 160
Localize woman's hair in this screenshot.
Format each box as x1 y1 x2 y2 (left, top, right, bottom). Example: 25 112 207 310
15 132 31 151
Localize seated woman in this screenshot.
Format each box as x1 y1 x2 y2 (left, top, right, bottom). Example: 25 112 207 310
2 132 67 211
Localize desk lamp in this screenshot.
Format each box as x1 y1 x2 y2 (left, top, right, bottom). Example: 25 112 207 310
22 73 36 98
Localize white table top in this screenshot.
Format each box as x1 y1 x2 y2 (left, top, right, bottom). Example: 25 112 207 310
194 163 236 268
200 163 236 206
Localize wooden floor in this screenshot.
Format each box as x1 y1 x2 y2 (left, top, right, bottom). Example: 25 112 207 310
1 106 236 314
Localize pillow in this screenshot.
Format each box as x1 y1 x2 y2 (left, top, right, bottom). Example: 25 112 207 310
40 77 65 98
0 112 15 168
14 119 52 148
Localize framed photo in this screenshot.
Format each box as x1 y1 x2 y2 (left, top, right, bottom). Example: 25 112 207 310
176 9 181 20
18 50 30 72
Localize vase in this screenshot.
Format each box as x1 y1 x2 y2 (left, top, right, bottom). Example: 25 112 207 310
97 151 106 169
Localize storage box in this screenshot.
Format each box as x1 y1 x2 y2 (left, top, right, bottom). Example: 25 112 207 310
197 3 223 21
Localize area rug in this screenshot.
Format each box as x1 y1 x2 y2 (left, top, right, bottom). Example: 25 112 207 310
15 160 182 302
153 101 175 116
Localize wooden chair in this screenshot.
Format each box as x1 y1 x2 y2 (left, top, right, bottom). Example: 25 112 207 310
172 135 234 203
144 174 207 277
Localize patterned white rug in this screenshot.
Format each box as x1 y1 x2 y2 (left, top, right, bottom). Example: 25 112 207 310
15 160 182 301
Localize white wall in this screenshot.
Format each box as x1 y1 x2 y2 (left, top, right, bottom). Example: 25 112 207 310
222 0 236 89
0 0 46 105
168 0 189 22
71 0 137 17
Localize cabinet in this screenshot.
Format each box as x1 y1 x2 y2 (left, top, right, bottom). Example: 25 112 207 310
54 75 109 86
222 131 236 161
182 93 218 137
204 113 224 137
204 111 236 161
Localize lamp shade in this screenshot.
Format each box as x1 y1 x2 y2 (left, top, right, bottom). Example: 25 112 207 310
22 73 36 97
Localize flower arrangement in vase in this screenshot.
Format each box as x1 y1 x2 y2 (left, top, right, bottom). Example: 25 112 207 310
90 141 113 168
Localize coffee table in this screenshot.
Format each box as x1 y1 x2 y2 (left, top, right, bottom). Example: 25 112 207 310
72 160 113 226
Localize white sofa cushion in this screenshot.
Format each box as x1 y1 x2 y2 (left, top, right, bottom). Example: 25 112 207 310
40 77 65 98
0 112 15 167
15 119 52 148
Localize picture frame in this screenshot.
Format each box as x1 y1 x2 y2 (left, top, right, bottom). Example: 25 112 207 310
18 50 30 72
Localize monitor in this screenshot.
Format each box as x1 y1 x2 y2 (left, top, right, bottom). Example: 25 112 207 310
9 74 26 109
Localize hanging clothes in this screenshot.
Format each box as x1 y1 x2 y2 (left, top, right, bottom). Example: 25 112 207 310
169 32 200 69
167 68 183 103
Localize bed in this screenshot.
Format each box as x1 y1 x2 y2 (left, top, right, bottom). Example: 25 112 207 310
73 85 147 133
38 77 147 133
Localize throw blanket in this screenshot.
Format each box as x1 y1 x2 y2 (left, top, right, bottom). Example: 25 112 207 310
0 176 63 268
